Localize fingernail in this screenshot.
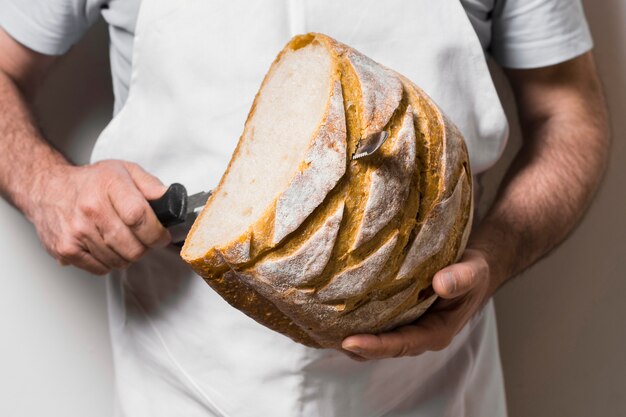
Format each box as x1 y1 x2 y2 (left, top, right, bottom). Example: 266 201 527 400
343 345 363 354
441 272 456 295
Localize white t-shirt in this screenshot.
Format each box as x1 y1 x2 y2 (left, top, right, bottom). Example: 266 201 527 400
0 0 592 113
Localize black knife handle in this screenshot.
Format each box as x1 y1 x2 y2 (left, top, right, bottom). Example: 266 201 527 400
149 183 188 227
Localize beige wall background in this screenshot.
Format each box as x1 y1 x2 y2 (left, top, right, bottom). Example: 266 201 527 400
0 1 623 416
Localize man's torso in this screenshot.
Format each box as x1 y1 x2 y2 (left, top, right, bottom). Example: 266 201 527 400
99 0 499 113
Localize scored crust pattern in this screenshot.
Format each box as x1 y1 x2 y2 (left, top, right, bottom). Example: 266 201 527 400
182 34 473 349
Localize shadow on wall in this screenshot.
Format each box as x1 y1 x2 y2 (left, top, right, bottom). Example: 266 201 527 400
488 1 626 417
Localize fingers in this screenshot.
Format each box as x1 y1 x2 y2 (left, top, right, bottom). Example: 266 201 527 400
342 315 453 360
55 240 110 276
76 189 150 268
124 162 168 200
83 227 131 270
342 333 421 360
339 250 493 361
71 250 111 276
36 160 171 275
96 211 148 264
341 350 368 362
108 174 171 249
432 249 489 299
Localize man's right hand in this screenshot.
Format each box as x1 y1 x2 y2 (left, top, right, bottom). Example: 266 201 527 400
0 30 170 275
24 160 171 275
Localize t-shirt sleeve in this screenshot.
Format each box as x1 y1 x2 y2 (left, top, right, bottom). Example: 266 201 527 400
491 0 593 68
0 0 103 55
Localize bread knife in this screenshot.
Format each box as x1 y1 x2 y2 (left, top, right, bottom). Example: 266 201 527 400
150 133 388 245
352 131 389 160
149 183 211 245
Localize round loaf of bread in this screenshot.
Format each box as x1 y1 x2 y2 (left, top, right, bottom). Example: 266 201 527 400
181 33 473 349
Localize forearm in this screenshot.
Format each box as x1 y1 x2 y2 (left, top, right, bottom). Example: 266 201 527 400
469 59 610 293
0 70 70 218
0 67 171 273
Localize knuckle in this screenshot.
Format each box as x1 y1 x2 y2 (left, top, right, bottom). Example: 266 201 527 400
101 224 125 247
56 241 81 259
94 161 126 184
96 159 123 171
393 345 411 358
100 225 145 263
123 161 139 171
121 204 147 229
69 220 90 241
455 264 476 290
394 336 424 358
78 198 101 219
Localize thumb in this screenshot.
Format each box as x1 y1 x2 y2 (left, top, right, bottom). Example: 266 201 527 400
124 162 167 200
432 250 488 299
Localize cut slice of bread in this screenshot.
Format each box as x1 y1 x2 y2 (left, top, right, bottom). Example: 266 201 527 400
181 33 472 349
182 37 347 267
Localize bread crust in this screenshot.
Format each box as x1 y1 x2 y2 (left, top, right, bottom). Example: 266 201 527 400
342 49 403 137
351 107 416 249
316 231 399 302
272 79 347 244
181 33 472 349
252 202 345 290
396 170 469 282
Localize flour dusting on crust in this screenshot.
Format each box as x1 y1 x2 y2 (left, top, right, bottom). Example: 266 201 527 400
317 231 399 302
253 202 345 290
346 50 402 137
395 171 467 281
351 107 416 250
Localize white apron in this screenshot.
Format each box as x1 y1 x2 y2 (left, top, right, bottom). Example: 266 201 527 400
92 1 509 416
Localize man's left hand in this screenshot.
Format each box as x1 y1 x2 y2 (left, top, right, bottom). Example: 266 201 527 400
341 249 495 360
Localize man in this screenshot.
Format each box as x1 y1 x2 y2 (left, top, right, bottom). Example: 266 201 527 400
0 0 609 416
